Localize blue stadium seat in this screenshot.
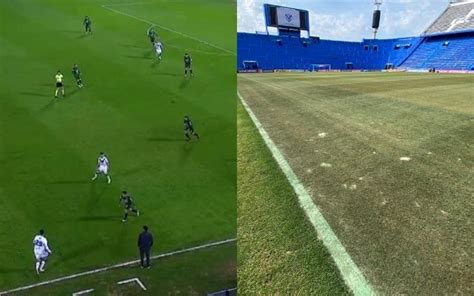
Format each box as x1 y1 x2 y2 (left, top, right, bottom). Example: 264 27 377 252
238 31 473 71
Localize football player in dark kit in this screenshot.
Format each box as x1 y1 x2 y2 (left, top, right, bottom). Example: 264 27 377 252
119 191 139 222
83 16 92 34
72 64 83 88
184 53 193 78
148 28 157 47
184 115 199 141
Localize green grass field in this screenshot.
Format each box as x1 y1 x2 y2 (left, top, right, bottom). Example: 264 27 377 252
238 72 473 295
237 103 348 294
13 243 236 296
0 0 236 294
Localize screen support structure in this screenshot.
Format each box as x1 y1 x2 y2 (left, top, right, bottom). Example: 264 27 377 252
373 0 383 39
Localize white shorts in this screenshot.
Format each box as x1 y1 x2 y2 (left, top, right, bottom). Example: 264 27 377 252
34 251 49 261
156 48 162 55
97 165 108 175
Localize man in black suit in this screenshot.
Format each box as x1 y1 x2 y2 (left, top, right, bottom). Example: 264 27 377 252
137 225 154 268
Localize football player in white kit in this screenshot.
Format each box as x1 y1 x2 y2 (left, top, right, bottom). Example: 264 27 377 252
33 229 52 274
154 40 163 60
91 152 111 184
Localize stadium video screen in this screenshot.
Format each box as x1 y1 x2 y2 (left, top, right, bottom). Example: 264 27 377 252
266 4 309 30
276 7 300 28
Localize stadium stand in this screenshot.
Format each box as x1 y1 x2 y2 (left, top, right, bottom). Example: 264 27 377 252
424 1 474 35
400 32 474 70
400 1 474 70
237 33 420 71
238 1 474 72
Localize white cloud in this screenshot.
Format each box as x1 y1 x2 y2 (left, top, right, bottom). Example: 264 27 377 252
381 0 444 37
309 11 371 41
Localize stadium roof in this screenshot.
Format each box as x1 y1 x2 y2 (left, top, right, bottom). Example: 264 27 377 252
424 0 474 35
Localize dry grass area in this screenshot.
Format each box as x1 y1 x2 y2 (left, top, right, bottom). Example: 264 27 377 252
238 72 473 295
237 103 348 294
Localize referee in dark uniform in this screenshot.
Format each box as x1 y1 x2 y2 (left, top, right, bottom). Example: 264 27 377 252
138 225 153 268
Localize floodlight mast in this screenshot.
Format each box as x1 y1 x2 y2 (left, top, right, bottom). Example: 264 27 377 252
373 0 383 39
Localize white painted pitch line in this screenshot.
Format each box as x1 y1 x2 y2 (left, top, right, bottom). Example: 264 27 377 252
145 24 232 57
0 238 236 295
208 287 237 296
238 92 375 296
117 277 147 291
72 288 94 296
101 4 235 55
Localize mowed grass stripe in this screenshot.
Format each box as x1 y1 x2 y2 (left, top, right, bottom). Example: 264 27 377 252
240 74 472 165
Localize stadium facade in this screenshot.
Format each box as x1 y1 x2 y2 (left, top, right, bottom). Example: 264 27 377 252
238 1 474 72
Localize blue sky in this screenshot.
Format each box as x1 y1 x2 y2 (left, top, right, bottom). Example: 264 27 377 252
237 0 450 41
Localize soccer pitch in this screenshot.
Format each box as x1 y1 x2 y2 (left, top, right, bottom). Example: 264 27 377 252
238 72 473 295
0 0 235 293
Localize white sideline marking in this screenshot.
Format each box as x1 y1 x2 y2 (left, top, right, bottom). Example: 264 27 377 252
117 277 147 291
238 92 375 296
0 238 236 295
72 288 94 295
145 24 232 57
208 287 237 296
165 42 233 56
101 4 235 55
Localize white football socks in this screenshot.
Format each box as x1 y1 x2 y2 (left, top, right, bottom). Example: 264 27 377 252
40 261 46 271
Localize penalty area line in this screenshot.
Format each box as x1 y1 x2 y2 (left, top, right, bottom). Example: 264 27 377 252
117 277 147 291
237 91 375 296
0 238 236 295
101 4 235 55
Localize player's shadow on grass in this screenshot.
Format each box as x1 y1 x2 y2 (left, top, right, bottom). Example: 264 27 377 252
124 55 152 60
179 141 195 164
147 137 184 142
39 99 57 113
68 88 79 97
39 89 79 113
50 180 91 184
78 215 117 222
154 72 181 77
87 182 107 210
180 78 190 89
76 34 90 39
144 50 154 58
62 30 82 33
20 92 50 97
150 59 162 68
121 44 147 49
